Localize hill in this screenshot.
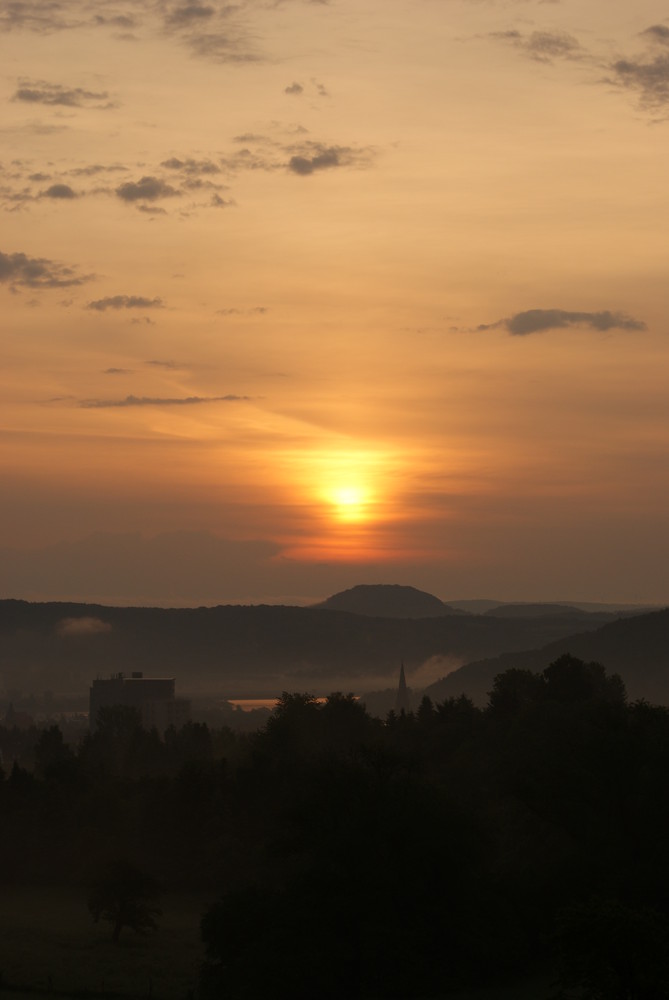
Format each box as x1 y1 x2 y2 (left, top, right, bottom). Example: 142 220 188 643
312 584 462 618
426 607 669 706
0 597 622 703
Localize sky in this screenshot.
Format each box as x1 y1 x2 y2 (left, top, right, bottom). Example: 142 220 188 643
1 0 668 606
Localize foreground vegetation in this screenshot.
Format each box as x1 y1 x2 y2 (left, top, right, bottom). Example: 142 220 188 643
2 654 669 998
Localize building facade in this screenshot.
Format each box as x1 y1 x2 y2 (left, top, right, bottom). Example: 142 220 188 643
89 672 190 733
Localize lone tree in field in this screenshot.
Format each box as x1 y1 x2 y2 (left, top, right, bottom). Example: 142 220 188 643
88 860 161 943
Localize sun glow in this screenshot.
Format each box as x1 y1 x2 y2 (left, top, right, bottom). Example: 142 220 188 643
330 484 370 522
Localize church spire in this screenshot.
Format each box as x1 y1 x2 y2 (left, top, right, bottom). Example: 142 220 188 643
395 661 410 714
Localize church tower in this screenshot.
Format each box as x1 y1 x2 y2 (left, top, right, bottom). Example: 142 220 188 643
395 661 410 714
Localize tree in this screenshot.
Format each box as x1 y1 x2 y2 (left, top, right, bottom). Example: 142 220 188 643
88 860 161 943
543 654 626 705
554 898 669 999
487 668 546 719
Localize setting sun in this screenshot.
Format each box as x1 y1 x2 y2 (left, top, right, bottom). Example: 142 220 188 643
330 485 370 522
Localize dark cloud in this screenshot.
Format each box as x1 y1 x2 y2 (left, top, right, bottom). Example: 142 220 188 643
217 306 267 316
104 367 133 374
210 193 233 207
161 156 221 175
285 82 304 95
92 13 136 29
137 204 168 215
0 3 138 35
42 183 77 198
68 163 127 176
611 52 669 109
145 359 181 368
185 30 261 63
641 25 669 46
492 29 583 63
0 1 78 33
288 145 342 174
79 393 250 408
0 249 89 288
478 308 647 336
116 176 180 201
86 295 164 311
286 140 374 175
166 2 215 27
13 81 111 108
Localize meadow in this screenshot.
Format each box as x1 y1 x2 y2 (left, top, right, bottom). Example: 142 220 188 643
0 887 210 999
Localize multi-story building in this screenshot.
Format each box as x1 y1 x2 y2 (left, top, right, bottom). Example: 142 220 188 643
89 672 190 733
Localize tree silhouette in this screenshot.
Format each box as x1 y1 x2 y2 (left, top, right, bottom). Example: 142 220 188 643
88 860 161 943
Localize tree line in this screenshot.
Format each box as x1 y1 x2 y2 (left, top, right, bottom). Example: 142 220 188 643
2 654 669 998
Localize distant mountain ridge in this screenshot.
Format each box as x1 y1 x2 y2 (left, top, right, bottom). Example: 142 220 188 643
0 596 622 701
313 584 464 618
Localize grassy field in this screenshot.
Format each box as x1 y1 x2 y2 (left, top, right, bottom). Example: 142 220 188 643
0 886 212 999
0 887 555 1000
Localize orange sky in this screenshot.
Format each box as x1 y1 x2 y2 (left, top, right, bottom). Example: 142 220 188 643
1 0 668 605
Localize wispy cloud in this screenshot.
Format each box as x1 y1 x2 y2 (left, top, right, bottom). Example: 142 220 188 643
13 80 113 108
165 3 216 29
477 308 647 336
86 295 164 310
491 29 584 64
161 156 221 175
611 45 669 109
78 393 250 408
216 306 268 316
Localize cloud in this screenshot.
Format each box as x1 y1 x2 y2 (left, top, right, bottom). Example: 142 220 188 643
145 359 181 368
13 80 112 108
42 183 77 198
288 147 340 175
210 193 233 207
116 176 180 201
285 82 304 95
165 2 215 28
185 30 261 63
286 140 374 175
611 52 669 109
492 29 584 63
216 306 267 316
104 367 133 374
161 156 221 175
56 616 112 637
0 1 79 33
641 24 669 46
478 308 647 335
78 393 250 408
92 13 136 30
86 295 164 311
0 249 89 288
68 163 127 176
